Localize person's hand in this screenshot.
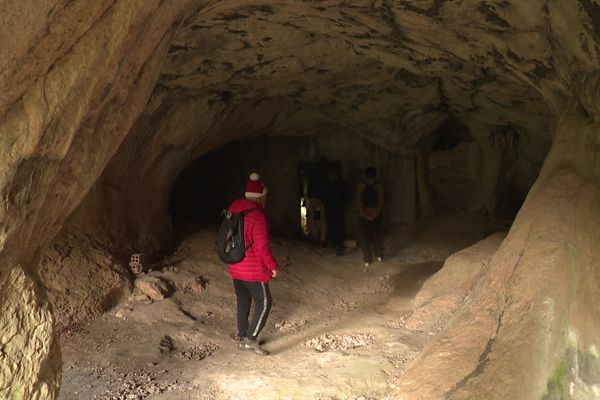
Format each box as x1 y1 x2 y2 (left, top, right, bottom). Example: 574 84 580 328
271 269 278 278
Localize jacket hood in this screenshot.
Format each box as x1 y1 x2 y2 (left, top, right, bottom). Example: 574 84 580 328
228 198 263 213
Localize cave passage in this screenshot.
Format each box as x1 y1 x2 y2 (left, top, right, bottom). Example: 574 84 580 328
168 122 524 242
59 199 502 400
168 135 409 247
4 2 600 400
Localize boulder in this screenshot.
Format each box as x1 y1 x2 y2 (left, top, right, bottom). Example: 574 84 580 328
135 276 172 300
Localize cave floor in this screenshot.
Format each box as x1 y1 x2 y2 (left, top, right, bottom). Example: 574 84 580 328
58 215 504 400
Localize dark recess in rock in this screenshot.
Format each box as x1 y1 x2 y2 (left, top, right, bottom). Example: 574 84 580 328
580 0 600 42
476 3 511 28
215 12 249 21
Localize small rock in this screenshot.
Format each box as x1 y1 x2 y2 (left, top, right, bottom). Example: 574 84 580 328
159 335 175 354
127 288 153 303
135 276 171 300
275 319 308 332
165 265 180 273
115 306 132 320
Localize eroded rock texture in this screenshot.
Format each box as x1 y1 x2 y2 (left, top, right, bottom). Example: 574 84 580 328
70 0 600 246
38 234 131 329
1 0 600 399
0 1 193 397
0 267 60 400
397 114 600 399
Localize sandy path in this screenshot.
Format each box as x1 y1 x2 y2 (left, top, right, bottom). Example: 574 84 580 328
58 216 501 400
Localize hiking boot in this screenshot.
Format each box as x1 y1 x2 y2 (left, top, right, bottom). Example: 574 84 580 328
364 262 371 268
237 337 249 351
242 339 269 355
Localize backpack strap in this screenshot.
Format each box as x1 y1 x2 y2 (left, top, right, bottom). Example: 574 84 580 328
240 208 259 250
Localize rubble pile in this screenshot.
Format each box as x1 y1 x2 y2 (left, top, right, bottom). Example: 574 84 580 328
90 366 183 400
334 299 360 312
274 319 308 332
304 333 375 352
176 343 220 361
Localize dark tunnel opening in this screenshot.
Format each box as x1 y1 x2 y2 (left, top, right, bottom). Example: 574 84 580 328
168 137 309 236
426 120 482 214
167 122 531 242
167 133 421 243
166 122 525 258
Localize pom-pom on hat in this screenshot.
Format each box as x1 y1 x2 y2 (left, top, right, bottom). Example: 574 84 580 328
245 172 268 198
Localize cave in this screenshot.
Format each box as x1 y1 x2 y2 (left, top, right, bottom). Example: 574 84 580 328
1 1 600 400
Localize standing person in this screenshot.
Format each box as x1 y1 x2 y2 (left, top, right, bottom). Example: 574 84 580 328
306 157 329 244
322 166 347 256
227 173 279 355
356 167 384 268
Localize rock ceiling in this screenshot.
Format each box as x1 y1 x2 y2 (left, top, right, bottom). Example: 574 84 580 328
154 0 599 154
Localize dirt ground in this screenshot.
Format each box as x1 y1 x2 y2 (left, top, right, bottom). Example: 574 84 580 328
58 215 506 400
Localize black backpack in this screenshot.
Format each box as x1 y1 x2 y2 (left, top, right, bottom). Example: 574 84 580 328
362 183 378 208
216 208 257 264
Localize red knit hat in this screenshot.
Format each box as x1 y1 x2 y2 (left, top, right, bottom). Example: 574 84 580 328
245 172 268 198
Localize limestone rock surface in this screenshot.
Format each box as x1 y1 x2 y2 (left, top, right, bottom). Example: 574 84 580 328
68 0 600 247
38 234 132 328
0 1 193 398
397 114 600 400
0 267 61 400
135 275 172 300
405 232 505 332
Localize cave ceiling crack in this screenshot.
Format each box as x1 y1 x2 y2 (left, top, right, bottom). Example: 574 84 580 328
541 0 576 94
394 0 444 18
374 0 412 44
437 77 450 114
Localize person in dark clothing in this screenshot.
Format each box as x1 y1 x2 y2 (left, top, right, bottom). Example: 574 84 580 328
306 157 329 244
322 166 346 256
356 166 384 267
227 173 279 355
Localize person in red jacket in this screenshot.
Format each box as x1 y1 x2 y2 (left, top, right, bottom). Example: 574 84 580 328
228 172 279 355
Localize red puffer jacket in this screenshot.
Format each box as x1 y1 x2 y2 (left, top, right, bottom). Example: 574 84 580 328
227 198 279 282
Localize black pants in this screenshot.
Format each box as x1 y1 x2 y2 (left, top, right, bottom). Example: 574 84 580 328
357 217 383 263
325 207 345 251
233 280 272 340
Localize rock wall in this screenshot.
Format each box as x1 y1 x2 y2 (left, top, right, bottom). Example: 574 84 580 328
0 1 195 397
397 112 600 399
405 232 506 333
64 0 600 253
38 234 132 329
0 267 60 400
67 0 577 251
